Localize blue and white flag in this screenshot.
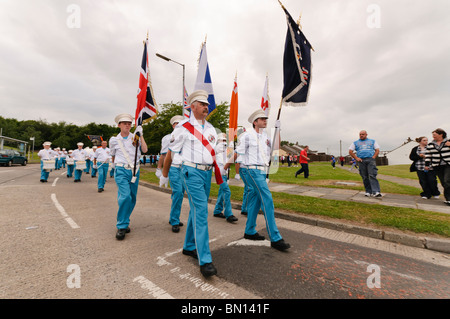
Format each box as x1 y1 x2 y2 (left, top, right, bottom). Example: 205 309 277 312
281 6 313 107
194 42 216 118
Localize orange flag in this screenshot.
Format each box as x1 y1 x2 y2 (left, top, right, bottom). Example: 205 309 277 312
228 74 238 142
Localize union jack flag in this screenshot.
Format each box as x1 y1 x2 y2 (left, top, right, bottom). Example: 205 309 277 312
183 85 190 118
136 39 158 126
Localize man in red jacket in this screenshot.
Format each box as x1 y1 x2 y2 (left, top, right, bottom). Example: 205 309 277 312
295 146 310 178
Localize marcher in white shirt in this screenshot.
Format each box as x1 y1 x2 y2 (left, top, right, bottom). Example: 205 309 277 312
234 109 290 251
72 142 86 182
109 113 147 240
90 146 98 178
213 133 238 223
161 90 219 278
94 141 110 193
37 141 55 182
66 150 75 178
157 115 187 233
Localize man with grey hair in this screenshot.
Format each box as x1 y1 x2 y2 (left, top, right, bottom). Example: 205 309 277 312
160 90 221 277
349 130 382 197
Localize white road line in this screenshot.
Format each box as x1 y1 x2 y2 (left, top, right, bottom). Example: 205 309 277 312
133 276 174 299
50 193 80 229
52 177 59 187
227 238 271 247
155 238 231 299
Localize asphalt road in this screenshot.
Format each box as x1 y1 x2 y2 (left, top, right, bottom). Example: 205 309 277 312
1 164 449 304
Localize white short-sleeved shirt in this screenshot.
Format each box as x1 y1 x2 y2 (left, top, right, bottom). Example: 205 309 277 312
38 149 55 160
72 148 87 161
169 117 218 165
94 147 111 162
161 132 182 165
235 127 271 166
109 133 140 165
160 134 171 155
215 142 228 169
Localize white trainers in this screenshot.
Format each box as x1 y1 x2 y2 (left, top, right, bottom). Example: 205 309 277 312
434 196 440 199
374 192 382 198
364 193 371 197
421 196 428 199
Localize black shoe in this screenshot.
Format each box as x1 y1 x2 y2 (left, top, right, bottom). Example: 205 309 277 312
172 225 180 233
168 221 184 226
241 211 247 216
226 215 238 223
182 249 198 259
200 263 217 277
213 213 226 218
244 233 265 241
98 188 104 192
40 179 45 183
271 239 290 251
116 228 127 240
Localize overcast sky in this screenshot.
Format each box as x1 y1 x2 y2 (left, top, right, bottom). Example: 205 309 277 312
1 0 449 155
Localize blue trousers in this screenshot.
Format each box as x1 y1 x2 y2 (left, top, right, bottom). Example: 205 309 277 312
91 164 97 177
74 161 83 181
40 161 50 181
182 165 212 266
358 158 380 194
115 167 140 229
110 167 115 177
97 163 109 189
67 164 74 177
241 175 249 213
62 158 66 168
169 166 185 226
84 159 91 174
239 167 282 242
214 174 233 217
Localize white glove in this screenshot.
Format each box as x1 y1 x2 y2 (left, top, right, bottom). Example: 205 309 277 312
111 163 115 169
93 164 98 169
155 168 162 178
266 178 270 183
135 125 143 137
159 175 169 188
234 174 240 180
274 120 281 129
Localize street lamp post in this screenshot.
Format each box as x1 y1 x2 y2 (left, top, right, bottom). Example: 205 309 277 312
156 53 185 115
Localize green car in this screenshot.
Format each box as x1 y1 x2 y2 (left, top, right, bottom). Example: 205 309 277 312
0 149 27 166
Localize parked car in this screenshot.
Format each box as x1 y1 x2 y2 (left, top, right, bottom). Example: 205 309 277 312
0 149 27 166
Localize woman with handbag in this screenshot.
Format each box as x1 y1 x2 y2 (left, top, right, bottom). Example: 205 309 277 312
409 136 440 199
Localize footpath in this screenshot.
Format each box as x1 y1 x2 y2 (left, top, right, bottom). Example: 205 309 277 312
139 166 450 254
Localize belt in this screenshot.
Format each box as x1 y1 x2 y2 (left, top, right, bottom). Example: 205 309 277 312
243 165 267 171
182 161 213 171
115 163 139 170
171 164 181 168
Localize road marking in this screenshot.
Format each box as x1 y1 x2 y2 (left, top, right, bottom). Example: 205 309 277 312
155 239 231 299
227 238 271 247
133 276 174 299
51 193 80 229
52 178 59 187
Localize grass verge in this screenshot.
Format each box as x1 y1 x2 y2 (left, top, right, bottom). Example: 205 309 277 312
139 169 450 238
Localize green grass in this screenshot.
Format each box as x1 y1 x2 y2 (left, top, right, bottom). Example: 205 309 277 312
377 164 419 180
263 163 421 196
139 168 450 238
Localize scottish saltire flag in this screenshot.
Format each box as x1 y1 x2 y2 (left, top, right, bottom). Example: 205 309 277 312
183 86 190 118
281 6 313 106
261 75 270 117
194 42 216 118
228 74 238 142
136 39 158 126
